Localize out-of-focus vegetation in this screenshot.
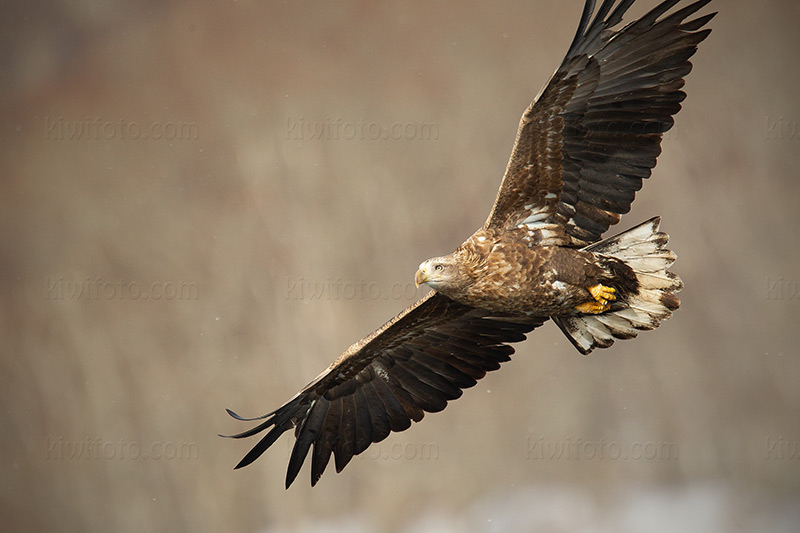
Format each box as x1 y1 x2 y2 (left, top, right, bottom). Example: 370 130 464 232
2 1 798 531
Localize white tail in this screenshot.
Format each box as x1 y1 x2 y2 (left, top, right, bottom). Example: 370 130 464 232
554 217 683 354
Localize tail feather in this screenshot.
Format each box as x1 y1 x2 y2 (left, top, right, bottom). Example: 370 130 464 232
555 217 683 355
637 270 682 290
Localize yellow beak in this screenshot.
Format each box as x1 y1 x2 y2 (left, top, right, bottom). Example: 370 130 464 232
415 269 427 288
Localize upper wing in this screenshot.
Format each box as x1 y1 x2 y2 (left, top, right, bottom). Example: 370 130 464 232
223 291 546 488
483 0 715 246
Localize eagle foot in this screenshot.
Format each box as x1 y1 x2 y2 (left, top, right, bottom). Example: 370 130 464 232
574 300 610 314
588 284 616 303
575 284 616 314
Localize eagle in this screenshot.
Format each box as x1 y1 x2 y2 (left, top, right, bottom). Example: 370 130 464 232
224 0 715 488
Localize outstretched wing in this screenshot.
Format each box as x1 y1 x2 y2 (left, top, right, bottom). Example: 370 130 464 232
484 0 715 246
223 291 546 488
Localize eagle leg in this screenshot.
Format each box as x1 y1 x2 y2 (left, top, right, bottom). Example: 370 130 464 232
574 284 616 314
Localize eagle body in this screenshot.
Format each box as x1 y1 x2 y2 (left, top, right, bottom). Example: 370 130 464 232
422 229 638 316
225 0 715 489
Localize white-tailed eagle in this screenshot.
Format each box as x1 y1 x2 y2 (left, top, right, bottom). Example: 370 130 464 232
224 0 715 488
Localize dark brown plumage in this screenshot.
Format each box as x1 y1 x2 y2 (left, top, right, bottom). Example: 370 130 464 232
224 0 714 488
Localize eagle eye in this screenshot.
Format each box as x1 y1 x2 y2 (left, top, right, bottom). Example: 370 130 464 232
434 264 444 272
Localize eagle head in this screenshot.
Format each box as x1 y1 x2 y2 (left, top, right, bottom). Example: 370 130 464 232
415 255 463 290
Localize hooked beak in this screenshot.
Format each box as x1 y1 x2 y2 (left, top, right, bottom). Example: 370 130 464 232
415 269 428 288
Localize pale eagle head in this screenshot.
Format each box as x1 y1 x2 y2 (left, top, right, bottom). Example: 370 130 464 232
415 255 466 291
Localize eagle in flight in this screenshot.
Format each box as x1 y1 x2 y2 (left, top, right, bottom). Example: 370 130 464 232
225 0 714 488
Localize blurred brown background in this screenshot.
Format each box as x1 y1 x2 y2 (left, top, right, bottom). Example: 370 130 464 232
2 0 799 531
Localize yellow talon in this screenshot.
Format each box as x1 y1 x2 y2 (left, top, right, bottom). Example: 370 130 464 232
575 300 611 314
574 284 616 314
588 284 616 303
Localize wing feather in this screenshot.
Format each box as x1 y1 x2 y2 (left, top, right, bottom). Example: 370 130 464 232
370 372 416 431
223 291 546 487
483 0 715 245
333 394 357 473
286 397 328 488
361 381 392 442
310 397 339 485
